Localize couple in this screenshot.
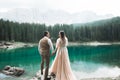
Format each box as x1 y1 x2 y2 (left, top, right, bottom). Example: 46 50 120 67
38 31 76 80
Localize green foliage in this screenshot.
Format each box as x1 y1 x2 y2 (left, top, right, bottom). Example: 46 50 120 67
0 17 120 42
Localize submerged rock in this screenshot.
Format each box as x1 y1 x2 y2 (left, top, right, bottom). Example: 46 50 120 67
2 65 25 77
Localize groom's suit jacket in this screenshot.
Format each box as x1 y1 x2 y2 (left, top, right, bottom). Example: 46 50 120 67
38 36 54 56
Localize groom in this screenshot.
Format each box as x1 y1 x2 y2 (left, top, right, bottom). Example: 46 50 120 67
38 31 54 80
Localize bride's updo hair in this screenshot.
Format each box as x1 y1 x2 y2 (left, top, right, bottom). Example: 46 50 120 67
59 31 65 39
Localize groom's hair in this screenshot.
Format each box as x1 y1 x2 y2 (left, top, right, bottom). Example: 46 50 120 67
44 31 49 36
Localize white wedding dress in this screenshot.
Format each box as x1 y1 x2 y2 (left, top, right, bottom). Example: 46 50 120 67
50 37 76 80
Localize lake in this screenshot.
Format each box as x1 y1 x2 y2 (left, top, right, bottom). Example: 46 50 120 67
0 44 120 80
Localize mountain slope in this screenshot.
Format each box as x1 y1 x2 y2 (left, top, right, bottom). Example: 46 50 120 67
0 8 114 25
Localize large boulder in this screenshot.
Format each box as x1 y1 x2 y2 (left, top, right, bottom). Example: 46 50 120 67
2 65 25 77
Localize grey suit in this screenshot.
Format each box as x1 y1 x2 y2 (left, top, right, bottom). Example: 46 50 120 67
38 36 54 80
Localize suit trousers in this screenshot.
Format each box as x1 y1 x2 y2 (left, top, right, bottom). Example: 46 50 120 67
41 53 50 80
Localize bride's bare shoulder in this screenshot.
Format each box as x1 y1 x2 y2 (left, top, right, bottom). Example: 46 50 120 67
57 38 61 41
57 38 60 40
65 37 68 40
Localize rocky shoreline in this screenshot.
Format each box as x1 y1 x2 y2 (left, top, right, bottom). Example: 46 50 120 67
1 69 120 80
29 70 120 80
1 41 120 50
68 41 120 46
0 41 37 50
30 75 120 80
81 76 120 80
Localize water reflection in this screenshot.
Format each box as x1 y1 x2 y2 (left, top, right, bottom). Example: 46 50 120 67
68 45 120 67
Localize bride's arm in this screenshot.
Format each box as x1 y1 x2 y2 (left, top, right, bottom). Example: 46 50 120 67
51 38 60 55
52 47 58 55
65 37 68 46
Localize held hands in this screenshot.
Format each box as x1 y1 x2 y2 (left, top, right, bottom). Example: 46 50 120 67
51 48 57 56
51 51 56 56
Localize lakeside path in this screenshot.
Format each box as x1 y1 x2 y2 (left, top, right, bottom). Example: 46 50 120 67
81 76 120 80
68 41 120 46
0 42 37 50
1 41 120 50
29 70 120 80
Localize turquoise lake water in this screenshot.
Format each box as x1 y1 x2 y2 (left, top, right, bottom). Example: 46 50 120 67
0 45 120 80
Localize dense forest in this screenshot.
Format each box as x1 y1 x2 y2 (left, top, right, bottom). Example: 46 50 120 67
0 17 120 42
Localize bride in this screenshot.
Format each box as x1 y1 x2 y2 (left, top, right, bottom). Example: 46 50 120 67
50 31 76 80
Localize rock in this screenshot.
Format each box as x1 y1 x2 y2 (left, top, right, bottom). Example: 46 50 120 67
30 77 39 80
4 65 11 70
30 70 56 80
24 44 30 47
4 42 13 46
2 65 25 77
13 67 25 76
0 41 13 49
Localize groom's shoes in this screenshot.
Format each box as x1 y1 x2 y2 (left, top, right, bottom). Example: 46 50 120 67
39 74 56 80
41 72 43 75
47 76 51 80
40 74 44 80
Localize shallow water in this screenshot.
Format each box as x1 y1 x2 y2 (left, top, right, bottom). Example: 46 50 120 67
0 45 120 80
